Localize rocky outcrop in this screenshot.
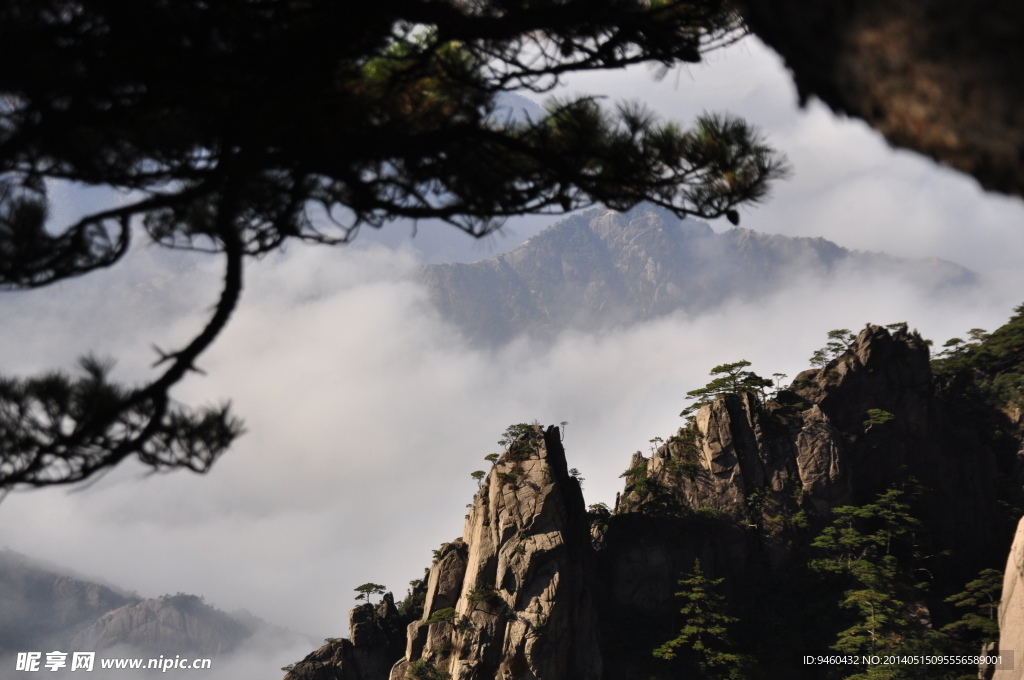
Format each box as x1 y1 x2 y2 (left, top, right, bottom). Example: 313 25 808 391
71 593 251 656
736 0 1024 197
288 425 602 680
420 205 974 346
994 516 1024 679
617 325 1008 573
389 425 601 680
600 324 1019 677
289 322 1024 680
284 596 406 680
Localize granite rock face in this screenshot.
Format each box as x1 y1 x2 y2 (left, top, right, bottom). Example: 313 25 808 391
617 325 1005 571
389 425 601 680
420 206 974 346
284 595 406 680
285 425 600 680
601 324 1015 677
995 516 1024 679
291 325 1022 680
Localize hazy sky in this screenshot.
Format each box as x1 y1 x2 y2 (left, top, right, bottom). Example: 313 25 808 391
2 35 1024 676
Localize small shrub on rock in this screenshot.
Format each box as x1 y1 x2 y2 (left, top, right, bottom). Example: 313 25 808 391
407 658 450 680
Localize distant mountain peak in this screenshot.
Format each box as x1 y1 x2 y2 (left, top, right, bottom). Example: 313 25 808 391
0 550 138 655
419 204 975 346
71 593 252 656
0 550 288 659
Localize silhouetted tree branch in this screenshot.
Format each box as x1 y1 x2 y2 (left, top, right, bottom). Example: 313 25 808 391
0 0 788 489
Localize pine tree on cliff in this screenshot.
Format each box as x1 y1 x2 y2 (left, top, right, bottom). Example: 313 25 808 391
353 583 387 606
809 329 856 368
809 488 923 657
653 559 754 679
809 486 980 679
0 1 788 491
680 360 773 417
942 568 1002 647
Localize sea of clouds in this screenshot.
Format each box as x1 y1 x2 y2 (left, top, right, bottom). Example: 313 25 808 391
2 34 1024 679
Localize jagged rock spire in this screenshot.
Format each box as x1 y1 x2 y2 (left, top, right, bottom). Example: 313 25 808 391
390 425 601 680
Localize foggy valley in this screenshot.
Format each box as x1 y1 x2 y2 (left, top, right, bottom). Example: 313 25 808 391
3 18 1024 680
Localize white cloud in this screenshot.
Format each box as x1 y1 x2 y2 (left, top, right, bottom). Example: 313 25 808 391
542 37 1024 271
3 32 1024 679
2 237 1021 643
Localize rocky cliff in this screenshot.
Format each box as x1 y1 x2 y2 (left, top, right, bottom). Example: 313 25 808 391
420 205 975 346
284 595 408 680
995 516 1024 679
603 324 1020 677
617 324 1008 568
289 320 1024 679
390 425 601 680
285 426 600 680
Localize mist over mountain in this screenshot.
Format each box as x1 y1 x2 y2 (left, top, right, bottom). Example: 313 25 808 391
420 205 976 346
0 550 138 655
0 549 312 676
70 593 252 657
282 316 1024 680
